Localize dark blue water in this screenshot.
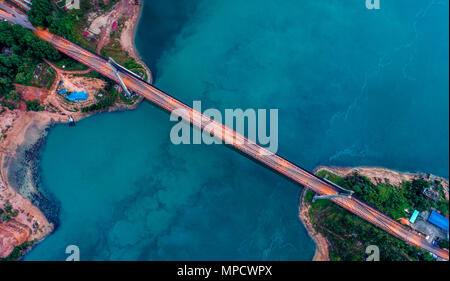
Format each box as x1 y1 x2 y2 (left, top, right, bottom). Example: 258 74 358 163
25 0 448 260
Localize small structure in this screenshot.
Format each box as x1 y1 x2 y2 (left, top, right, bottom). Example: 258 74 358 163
410 210 420 224
423 187 440 202
57 80 64 89
68 115 75 127
66 91 88 102
112 21 118 30
411 210 448 242
428 211 449 232
33 63 44 79
1 46 12 56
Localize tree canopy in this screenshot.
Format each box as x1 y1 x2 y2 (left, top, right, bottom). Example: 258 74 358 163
28 0 54 27
29 0 78 41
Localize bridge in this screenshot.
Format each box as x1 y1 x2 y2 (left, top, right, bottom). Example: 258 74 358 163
1 5 448 260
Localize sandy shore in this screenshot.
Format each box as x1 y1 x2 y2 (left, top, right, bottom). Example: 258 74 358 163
0 2 151 259
0 112 59 258
108 1 151 111
119 1 152 84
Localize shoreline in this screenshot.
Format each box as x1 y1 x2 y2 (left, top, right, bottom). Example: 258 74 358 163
0 112 58 258
0 2 152 259
298 165 449 261
119 0 152 84
314 166 449 196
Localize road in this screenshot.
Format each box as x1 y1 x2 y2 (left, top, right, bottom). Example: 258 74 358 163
2 5 448 260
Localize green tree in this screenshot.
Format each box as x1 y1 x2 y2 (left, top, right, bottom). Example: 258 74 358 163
5 90 21 102
0 22 61 95
28 0 54 27
25 100 44 111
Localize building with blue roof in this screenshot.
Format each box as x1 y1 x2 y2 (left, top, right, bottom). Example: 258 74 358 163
66 91 88 102
428 210 449 232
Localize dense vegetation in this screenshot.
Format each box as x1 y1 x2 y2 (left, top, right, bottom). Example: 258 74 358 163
25 100 44 111
306 171 449 261
27 0 54 27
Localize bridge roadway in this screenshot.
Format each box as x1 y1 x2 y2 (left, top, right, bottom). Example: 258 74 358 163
0 5 445 259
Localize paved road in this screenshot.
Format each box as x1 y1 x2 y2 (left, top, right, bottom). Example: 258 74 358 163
0 1 33 29
2 6 448 260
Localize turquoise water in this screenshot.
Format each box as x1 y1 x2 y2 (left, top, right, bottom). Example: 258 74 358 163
25 0 448 260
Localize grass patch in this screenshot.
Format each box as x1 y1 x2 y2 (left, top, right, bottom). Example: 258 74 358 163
50 55 89 71
100 41 130 64
28 63 57 89
316 169 344 185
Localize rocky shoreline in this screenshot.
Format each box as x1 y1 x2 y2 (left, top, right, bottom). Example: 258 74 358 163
6 122 61 227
